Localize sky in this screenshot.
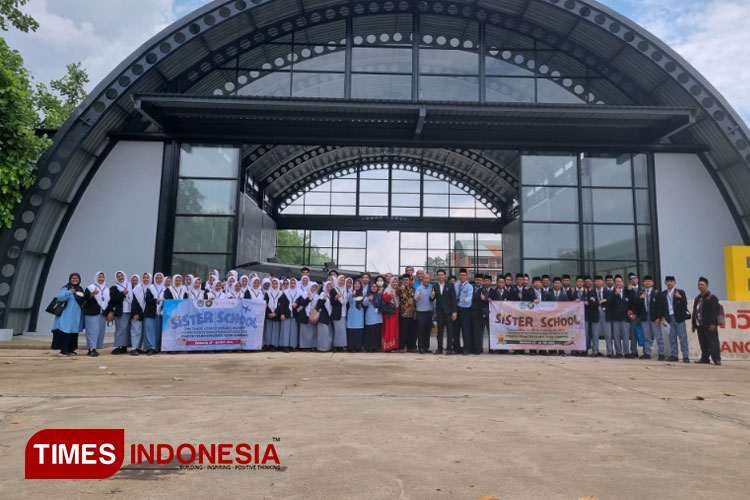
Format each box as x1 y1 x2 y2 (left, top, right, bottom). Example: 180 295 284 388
2 0 748 123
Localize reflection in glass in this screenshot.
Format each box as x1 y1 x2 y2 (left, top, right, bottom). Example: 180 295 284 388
524 259 580 279
485 51 535 76
521 155 577 186
401 232 427 248
237 71 291 97
521 186 578 222
581 155 632 187
523 223 580 259
173 216 234 253
310 230 333 247
293 50 346 72
537 78 586 104
585 261 638 279
420 49 479 75
637 224 654 262
176 179 237 215
635 190 650 224
292 73 345 98
172 254 233 279
583 224 636 261
581 188 634 223
352 47 412 73
633 154 649 188
486 77 535 102
338 231 367 248
179 146 239 178
419 76 479 101
352 74 411 100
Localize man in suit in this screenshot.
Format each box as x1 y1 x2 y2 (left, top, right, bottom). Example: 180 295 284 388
531 276 544 303
544 277 569 302
638 275 664 360
570 276 588 356
433 269 457 355
454 268 473 355
541 275 551 298
470 273 489 355
658 275 690 363
692 276 721 365
562 274 572 299
608 275 632 358
589 276 610 357
627 272 643 358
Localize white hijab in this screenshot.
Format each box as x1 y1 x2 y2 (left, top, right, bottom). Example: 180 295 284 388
133 273 149 310
266 278 282 311
149 272 165 300
240 275 250 294
170 274 186 300
188 279 204 300
88 271 110 311
210 281 226 300
114 271 132 311
285 278 300 313
386 277 400 308
299 275 310 294
320 281 333 315
247 277 264 299
305 283 319 316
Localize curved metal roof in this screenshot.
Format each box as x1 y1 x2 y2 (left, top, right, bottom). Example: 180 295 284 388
1 0 749 332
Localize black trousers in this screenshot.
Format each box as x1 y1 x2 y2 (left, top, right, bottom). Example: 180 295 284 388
399 316 416 349
435 313 454 351
457 308 472 354
697 326 721 362
452 318 461 351
415 311 433 351
470 310 486 354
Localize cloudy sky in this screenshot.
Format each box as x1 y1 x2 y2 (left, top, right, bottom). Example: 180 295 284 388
3 0 749 124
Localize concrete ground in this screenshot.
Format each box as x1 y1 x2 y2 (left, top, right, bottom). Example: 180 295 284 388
1 337 749 500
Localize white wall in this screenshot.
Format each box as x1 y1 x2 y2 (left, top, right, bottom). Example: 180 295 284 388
654 153 743 299
35 141 164 333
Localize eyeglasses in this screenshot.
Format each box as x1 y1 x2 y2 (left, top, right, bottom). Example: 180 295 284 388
629 277 638 281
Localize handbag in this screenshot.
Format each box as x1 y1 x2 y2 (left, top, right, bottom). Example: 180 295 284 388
309 306 320 325
381 301 396 315
45 297 67 316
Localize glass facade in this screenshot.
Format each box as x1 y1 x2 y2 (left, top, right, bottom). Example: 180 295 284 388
276 230 502 279
171 145 240 277
204 14 623 105
520 153 655 279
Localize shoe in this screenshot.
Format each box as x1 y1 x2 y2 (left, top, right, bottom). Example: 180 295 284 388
596 353 604 357
90 350 100 357
111 347 125 355
607 354 615 358
667 356 679 362
423 349 433 354
683 359 690 363
445 350 453 355
473 351 481 355
131 349 140 356
407 348 418 353
462 351 469 355
639 354 649 360
714 361 722 366
284 347 291 353
434 349 443 355
658 355 666 361
147 350 156 356
58 352 71 357
696 359 710 364
616 354 624 358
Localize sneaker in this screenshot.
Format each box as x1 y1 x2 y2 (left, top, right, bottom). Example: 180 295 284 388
111 347 124 355
667 356 679 362
89 350 100 357
146 350 156 356
682 358 690 363
131 349 140 356
696 359 710 364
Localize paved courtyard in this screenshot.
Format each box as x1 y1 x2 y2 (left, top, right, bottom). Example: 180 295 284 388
1 339 748 500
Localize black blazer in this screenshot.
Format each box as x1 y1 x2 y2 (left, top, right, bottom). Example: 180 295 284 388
692 291 720 331
265 293 289 322
107 285 126 317
657 288 689 323
329 289 343 321
434 282 457 315
518 286 536 302
471 285 488 313
543 289 569 302
82 288 103 316
607 289 631 322
637 288 661 322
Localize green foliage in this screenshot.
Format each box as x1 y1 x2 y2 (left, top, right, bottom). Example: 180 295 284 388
276 230 331 266
34 62 89 129
0 0 38 33
0 37 50 228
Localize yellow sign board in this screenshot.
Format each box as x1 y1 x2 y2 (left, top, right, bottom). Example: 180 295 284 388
725 246 750 301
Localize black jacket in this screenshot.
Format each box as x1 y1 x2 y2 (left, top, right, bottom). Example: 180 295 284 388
607 288 632 322
107 285 126 317
265 293 289 322
294 296 310 324
657 288 689 323
315 298 330 325
692 291 720 331
637 287 661 322
142 289 158 318
543 289 569 302
434 282 457 315
82 288 103 316
329 289 343 321
471 285 489 314
164 288 186 300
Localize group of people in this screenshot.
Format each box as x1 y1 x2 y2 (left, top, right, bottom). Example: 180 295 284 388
49 266 723 365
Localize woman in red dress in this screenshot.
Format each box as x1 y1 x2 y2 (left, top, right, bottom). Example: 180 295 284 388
381 276 400 351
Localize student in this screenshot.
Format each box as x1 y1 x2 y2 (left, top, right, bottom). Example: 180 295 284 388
107 271 132 355
246 277 264 300
51 273 85 356
433 269 457 355
692 277 721 365
264 278 284 350
608 275 632 358
280 278 300 352
209 281 226 300
638 275 664 360
165 274 187 300
455 268 473 354
128 274 145 356
240 275 250 296
298 275 311 295
364 281 383 352
229 281 244 299
331 275 348 352
297 282 319 350
381 276 400 352
589 276 611 357
346 280 367 352
315 281 333 352
658 276 690 363
83 271 109 357
139 273 158 355
188 278 206 300
151 272 166 352
184 274 194 290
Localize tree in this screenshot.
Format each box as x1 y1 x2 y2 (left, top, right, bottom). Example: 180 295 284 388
0 0 38 33
34 63 89 129
276 230 331 266
0 37 50 228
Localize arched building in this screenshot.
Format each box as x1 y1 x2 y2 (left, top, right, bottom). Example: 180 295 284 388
1 0 747 333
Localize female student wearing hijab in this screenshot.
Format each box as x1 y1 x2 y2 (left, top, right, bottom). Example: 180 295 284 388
315 281 333 352
108 271 132 355
51 272 86 356
240 275 250 296
229 281 244 299
140 273 159 355
299 275 311 295
297 282 318 350
330 275 348 352
188 278 206 300
184 274 193 290
165 274 187 300
345 277 353 295
209 281 226 300
82 271 109 357
364 281 383 353
346 279 368 352
264 278 284 350
129 274 144 355
150 272 166 352
381 276 400 352
246 277 263 300
280 278 300 352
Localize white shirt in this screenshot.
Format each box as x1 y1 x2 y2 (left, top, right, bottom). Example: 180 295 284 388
667 289 675 316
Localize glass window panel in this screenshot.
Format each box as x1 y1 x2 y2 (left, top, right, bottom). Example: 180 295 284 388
351 74 411 99
423 193 448 207
309 248 334 266
637 224 654 262
401 233 427 248
352 47 412 73
391 194 419 207
338 249 366 266
392 169 420 180
359 206 388 216
633 154 649 187
476 208 495 217
391 207 420 217
353 14 413 47
450 207 476 218
450 195 475 208
419 76 479 101
581 155 632 187
331 178 357 191
523 223 580 259
237 71 291 97
173 216 234 253
423 181 449 194
638 261 654 279
359 193 387 206
360 169 388 179
486 77 535 103
359 180 388 192
521 154 577 186
429 233 450 249
310 230 333 247
537 78 587 103
333 205 356 215
400 249 427 268
635 190 650 224
294 19 346 44
293 49 345 71
521 186 578 222
420 49 478 75
423 207 449 217
179 146 239 178
584 261 638 280
280 204 303 215
524 259 580 280
304 191 331 205
428 248 450 267
331 192 357 206
392 180 421 193
304 205 330 215
581 188 635 223
485 51 535 76
583 224 637 261
176 179 237 215
337 231 366 248
172 254 233 279
292 72 345 98
237 44 293 69
275 245 305 265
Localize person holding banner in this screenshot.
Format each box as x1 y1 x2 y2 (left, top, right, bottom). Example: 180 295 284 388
280 278 300 352
209 280 226 300
658 276 690 363
298 282 319 351
246 277 263 300
188 277 206 300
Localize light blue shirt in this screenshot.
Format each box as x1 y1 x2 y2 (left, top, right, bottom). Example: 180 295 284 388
414 285 434 312
364 294 383 325
52 286 83 333
346 293 368 329
455 280 473 308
